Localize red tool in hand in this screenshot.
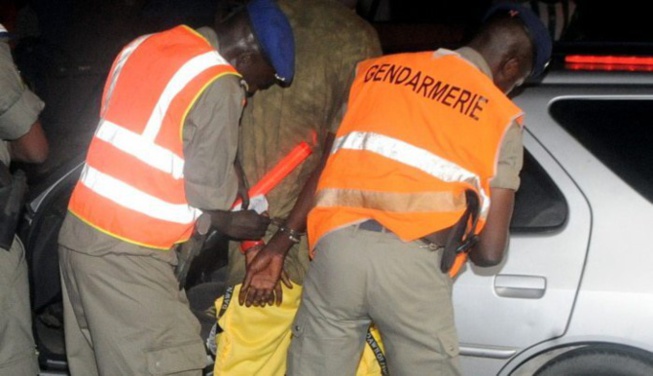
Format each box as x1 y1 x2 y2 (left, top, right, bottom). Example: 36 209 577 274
235 141 313 252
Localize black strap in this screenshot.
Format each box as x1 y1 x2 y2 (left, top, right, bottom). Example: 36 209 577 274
366 327 389 375
217 285 234 319
440 189 480 274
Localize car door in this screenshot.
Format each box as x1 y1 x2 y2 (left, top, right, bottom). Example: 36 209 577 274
452 107 592 374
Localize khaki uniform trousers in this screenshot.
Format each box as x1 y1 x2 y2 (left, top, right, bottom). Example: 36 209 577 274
59 246 207 375
288 224 461 376
0 237 39 376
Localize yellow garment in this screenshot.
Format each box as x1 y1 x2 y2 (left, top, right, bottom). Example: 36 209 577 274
214 283 386 375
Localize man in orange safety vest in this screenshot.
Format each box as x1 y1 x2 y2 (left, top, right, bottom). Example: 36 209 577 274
288 3 552 375
57 0 294 374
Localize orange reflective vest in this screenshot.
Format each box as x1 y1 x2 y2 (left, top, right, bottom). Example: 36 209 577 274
68 25 240 249
308 50 523 253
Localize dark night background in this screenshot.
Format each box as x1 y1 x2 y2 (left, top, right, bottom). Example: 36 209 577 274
0 0 650 185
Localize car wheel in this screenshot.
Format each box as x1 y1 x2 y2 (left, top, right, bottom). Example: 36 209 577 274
534 345 653 376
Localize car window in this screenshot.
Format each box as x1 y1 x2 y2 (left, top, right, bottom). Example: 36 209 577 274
510 149 568 233
550 99 653 204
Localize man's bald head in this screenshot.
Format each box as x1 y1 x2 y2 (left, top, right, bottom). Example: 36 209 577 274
469 3 552 93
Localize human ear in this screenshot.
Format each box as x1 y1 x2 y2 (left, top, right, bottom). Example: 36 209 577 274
237 51 254 67
500 57 521 82
496 56 526 93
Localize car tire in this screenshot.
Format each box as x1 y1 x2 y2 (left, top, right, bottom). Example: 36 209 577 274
534 344 653 376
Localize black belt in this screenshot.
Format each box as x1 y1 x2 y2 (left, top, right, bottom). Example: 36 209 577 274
358 219 388 232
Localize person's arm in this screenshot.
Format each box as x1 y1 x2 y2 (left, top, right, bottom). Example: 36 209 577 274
468 187 515 266
238 132 334 307
1 36 48 164
206 208 270 240
10 119 48 163
183 76 270 239
468 122 523 268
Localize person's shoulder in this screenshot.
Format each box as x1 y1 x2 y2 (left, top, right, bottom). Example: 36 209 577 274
280 0 381 64
194 73 244 110
282 0 376 35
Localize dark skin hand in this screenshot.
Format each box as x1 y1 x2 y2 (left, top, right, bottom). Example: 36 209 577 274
11 120 49 163
207 209 270 240
240 241 293 307
238 133 335 307
205 159 271 241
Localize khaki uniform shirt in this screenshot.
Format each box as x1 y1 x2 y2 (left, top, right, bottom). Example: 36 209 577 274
456 47 524 191
59 27 244 263
239 0 382 216
0 31 44 164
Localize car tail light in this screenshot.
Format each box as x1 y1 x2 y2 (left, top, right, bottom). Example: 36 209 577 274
565 55 653 72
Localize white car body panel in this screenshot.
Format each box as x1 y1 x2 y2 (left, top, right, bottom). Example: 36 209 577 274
453 71 653 375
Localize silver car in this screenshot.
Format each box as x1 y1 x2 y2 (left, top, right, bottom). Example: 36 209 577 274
455 57 653 375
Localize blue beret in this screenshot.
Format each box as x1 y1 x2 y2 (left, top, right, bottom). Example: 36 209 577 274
484 3 553 78
246 0 295 84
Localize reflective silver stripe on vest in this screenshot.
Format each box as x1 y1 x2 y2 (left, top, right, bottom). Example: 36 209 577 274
102 34 152 117
331 131 490 218
143 51 228 141
95 119 185 179
80 164 201 224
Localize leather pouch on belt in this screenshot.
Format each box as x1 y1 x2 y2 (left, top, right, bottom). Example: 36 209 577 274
440 190 480 274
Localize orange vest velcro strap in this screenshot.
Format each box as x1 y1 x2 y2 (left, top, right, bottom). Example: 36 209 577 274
69 25 238 249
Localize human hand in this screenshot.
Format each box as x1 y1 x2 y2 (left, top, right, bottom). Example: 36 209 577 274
215 210 270 240
238 243 292 307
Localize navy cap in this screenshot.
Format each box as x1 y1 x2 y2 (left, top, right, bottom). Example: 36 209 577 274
246 0 295 84
484 3 553 78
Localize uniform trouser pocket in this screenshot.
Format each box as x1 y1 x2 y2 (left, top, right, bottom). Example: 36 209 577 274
436 327 461 375
147 340 207 375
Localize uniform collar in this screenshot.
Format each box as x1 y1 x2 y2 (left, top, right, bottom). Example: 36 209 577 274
196 26 219 50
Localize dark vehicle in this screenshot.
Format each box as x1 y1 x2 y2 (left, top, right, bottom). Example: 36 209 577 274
19 155 227 375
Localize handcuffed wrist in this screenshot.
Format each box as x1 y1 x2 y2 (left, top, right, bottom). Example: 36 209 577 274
276 225 304 244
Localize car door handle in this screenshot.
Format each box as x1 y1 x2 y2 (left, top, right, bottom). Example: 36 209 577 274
494 275 546 299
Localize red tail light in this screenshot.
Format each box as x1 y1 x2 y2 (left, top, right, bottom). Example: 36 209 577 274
565 55 653 72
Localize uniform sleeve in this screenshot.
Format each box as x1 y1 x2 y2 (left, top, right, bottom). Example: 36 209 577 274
490 122 524 191
0 39 44 140
182 75 244 211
